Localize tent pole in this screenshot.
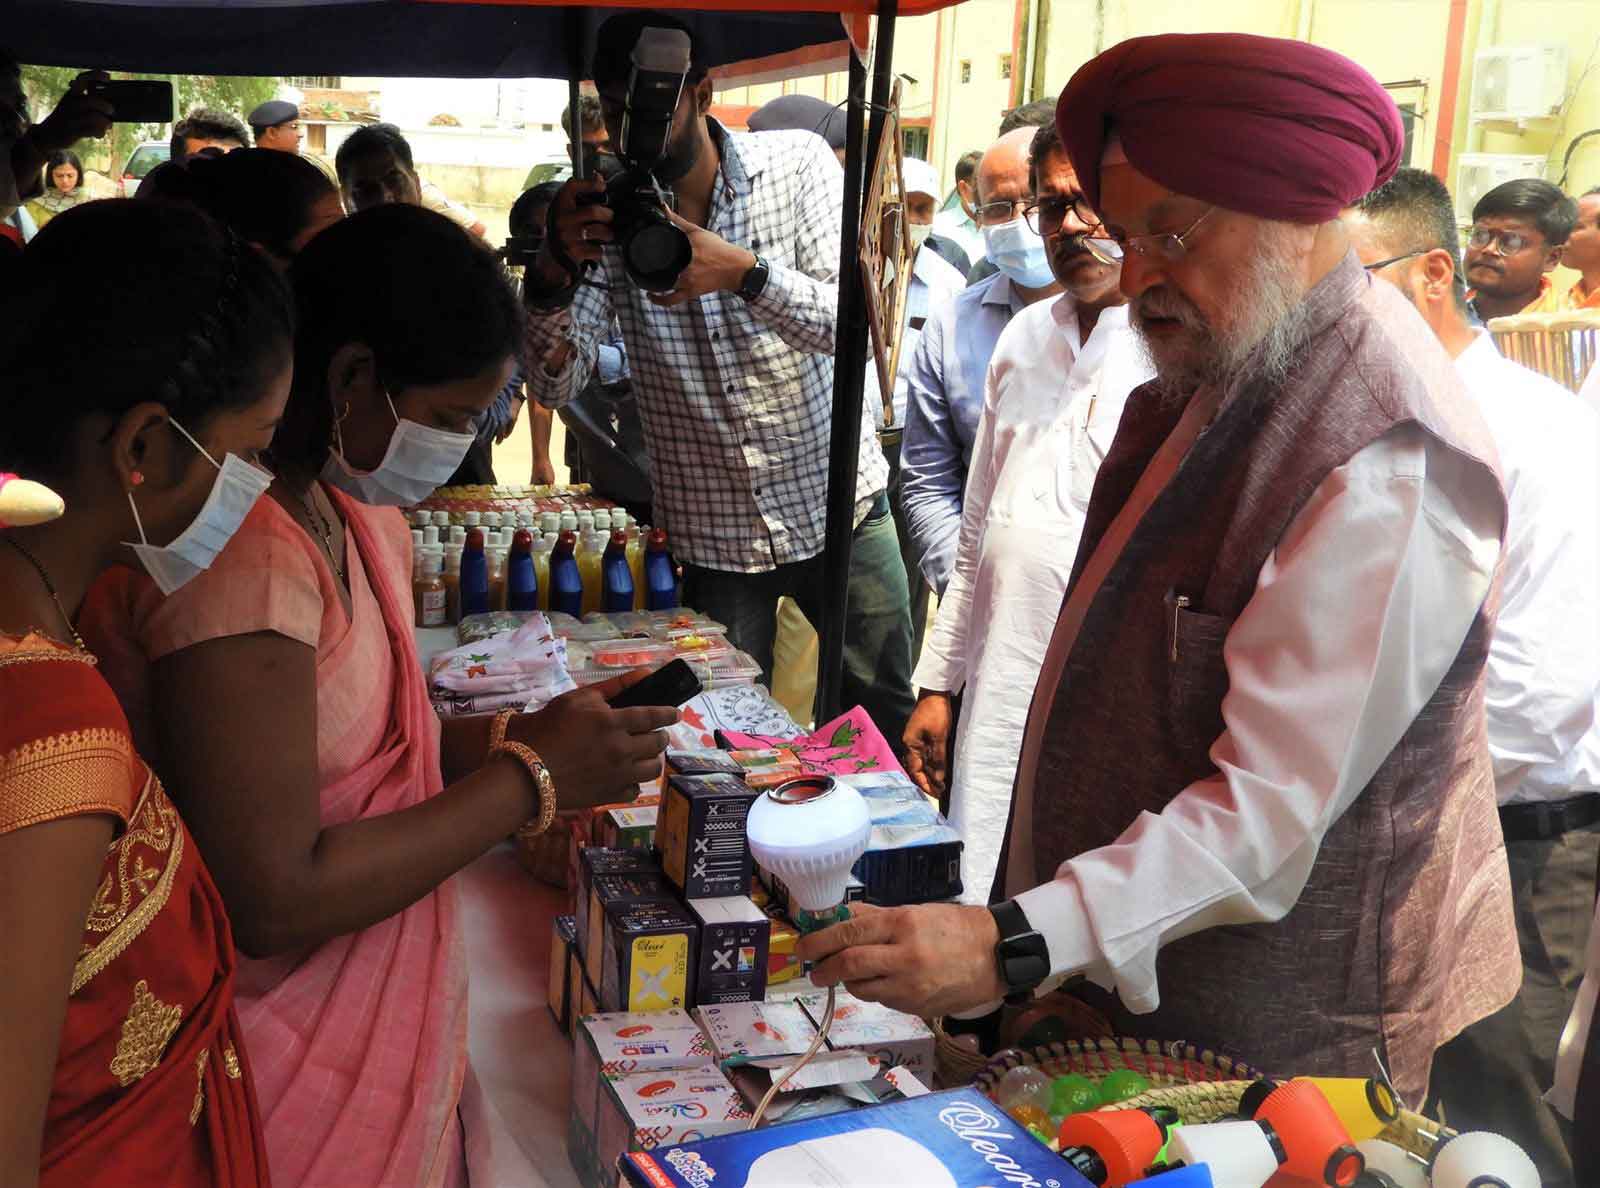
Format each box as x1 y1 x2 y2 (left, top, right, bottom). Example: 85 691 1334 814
566 7 586 179
817 0 898 723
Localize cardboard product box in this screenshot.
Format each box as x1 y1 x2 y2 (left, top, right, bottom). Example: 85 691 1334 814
549 914 579 1031
588 1063 750 1188
569 1010 717 1188
761 906 802 987
599 901 700 1013
658 776 759 900
797 991 936 1085
619 1088 1088 1188
577 848 660 959
584 868 680 985
845 776 965 906
695 1000 818 1066
686 897 770 1005
665 749 746 778
594 803 659 852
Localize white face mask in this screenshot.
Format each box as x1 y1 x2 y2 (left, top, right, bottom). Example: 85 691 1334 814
320 390 475 507
125 419 274 596
908 221 934 253
983 217 1057 289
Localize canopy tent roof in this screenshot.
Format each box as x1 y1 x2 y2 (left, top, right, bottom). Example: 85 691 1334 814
3 0 952 79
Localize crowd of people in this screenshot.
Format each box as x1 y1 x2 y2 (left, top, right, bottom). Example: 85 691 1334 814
3 16 1600 1188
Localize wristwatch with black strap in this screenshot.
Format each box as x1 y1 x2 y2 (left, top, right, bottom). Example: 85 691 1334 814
989 899 1050 1005
737 254 771 302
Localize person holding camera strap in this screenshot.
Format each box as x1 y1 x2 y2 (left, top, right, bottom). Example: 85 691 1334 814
524 10 915 745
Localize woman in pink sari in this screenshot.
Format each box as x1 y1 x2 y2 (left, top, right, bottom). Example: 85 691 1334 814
81 206 678 1187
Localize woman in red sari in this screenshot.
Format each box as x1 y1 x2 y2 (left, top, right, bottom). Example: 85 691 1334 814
0 200 293 1186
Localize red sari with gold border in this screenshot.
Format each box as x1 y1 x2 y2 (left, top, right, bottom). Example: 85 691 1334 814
0 633 270 1187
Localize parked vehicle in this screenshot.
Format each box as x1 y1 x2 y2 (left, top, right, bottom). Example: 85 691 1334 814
119 140 171 196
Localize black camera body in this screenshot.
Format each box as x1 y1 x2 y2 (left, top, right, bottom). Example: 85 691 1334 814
585 170 692 292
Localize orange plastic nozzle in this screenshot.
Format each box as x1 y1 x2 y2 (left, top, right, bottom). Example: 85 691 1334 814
1057 1109 1169 1187
1242 1080 1365 1187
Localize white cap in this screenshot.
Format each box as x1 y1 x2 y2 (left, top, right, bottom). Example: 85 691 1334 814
541 512 561 533
902 158 941 200
422 525 440 546
594 509 612 530
484 512 501 528
411 529 425 549
431 510 450 527
450 525 467 544
464 511 481 527
560 511 578 532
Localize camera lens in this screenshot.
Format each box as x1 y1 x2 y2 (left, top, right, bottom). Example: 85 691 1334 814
624 218 692 291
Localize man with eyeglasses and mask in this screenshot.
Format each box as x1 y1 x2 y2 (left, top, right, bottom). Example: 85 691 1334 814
899 127 1064 604
902 119 1151 908
798 35 1518 1108
1465 178 1579 321
1346 167 1599 1188
525 10 915 745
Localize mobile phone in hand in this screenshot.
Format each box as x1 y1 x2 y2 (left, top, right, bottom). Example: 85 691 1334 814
87 80 173 124
607 658 702 710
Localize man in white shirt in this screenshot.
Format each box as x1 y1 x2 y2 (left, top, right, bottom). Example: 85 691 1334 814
799 34 1518 1105
932 149 984 267
1348 168 1600 1188
891 158 967 429
902 121 1150 902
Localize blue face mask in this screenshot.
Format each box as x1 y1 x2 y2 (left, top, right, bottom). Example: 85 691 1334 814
983 217 1056 289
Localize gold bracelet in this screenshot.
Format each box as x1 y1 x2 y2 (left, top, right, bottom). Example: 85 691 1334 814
490 740 557 839
488 708 515 755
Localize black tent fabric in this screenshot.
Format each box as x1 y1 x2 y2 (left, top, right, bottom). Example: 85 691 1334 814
1 2 847 78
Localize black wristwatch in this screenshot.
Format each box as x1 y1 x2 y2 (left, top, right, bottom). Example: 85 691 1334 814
736 254 771 302
989 899 1050 1005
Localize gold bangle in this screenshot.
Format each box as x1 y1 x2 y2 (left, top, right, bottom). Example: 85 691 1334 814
488 708 515 755
490 740 557 838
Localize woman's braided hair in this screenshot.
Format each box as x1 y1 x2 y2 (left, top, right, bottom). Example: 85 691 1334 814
0 199 294 479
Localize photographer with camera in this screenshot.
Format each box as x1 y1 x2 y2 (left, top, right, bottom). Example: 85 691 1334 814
524 10 915 745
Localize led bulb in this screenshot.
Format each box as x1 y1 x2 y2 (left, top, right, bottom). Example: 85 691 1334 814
746 777 871 924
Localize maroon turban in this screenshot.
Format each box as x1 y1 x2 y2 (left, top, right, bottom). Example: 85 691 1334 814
1056 33 1404 225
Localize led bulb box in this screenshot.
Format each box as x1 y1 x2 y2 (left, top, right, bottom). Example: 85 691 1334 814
687 896 770 1004
659 775 759 899
585 870 681 986
619 1088 1091 1188
599 900 700 1013
577 847 659 957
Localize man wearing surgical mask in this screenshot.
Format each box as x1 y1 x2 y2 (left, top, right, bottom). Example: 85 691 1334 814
1 55 113 226
893 159 966 430
900 127 1063 601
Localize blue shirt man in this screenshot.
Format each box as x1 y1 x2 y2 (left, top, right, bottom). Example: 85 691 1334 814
898 128 1064 594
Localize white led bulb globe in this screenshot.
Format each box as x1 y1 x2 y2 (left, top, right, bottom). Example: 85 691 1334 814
745 778 871 914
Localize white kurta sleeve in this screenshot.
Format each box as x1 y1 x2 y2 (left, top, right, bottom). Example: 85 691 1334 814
912 361 1009 697
1015 424 1504 1007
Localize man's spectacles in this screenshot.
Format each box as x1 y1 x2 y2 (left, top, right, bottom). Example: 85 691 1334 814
1468 227 1537 256
1363 250 1425 272
1023 196 1083 237
975 198 1029 227
1081 205 1217 268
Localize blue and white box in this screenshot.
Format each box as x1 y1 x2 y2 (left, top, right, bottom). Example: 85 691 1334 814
618 1088 1093 1188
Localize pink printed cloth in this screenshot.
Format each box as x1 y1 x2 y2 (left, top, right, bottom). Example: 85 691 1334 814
719 705 905 779
79 487 468 1188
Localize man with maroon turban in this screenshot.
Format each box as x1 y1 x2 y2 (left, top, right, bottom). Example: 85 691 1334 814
800 33 1519 1103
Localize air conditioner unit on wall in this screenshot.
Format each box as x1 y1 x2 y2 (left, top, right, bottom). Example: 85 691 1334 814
1455 153 1550 222
1469 45 1568 123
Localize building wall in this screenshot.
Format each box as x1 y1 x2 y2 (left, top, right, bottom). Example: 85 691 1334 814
716 0 1600 205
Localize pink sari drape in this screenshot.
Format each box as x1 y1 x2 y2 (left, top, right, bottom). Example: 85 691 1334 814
80 489 469 1188
237 491 468 1188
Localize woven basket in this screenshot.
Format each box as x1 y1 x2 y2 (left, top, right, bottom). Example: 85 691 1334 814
970 1038 1263 1107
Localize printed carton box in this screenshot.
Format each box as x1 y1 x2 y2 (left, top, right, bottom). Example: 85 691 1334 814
686 896 769 1005
619 1088 1091 1188
658 775 759 899
797 990 936 1084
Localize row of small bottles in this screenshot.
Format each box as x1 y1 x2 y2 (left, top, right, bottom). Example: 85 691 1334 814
412 508 678 628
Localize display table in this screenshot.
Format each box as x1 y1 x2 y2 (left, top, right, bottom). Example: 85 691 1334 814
458 845 580 1188
416 627 580 1187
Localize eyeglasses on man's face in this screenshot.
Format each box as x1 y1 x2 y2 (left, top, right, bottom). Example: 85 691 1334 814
975 198 1030 227
1468 226 1539 256
1080 204 1217 268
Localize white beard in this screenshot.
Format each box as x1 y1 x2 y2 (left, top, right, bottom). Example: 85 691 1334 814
1132 221 1315 402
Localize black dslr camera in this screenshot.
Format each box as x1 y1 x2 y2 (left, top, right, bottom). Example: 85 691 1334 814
586 25 695 292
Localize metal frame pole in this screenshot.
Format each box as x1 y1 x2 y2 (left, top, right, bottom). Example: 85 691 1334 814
816 0 899 722
566 7 587 180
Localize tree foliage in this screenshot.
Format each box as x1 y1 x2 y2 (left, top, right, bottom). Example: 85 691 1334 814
18 66 280 174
